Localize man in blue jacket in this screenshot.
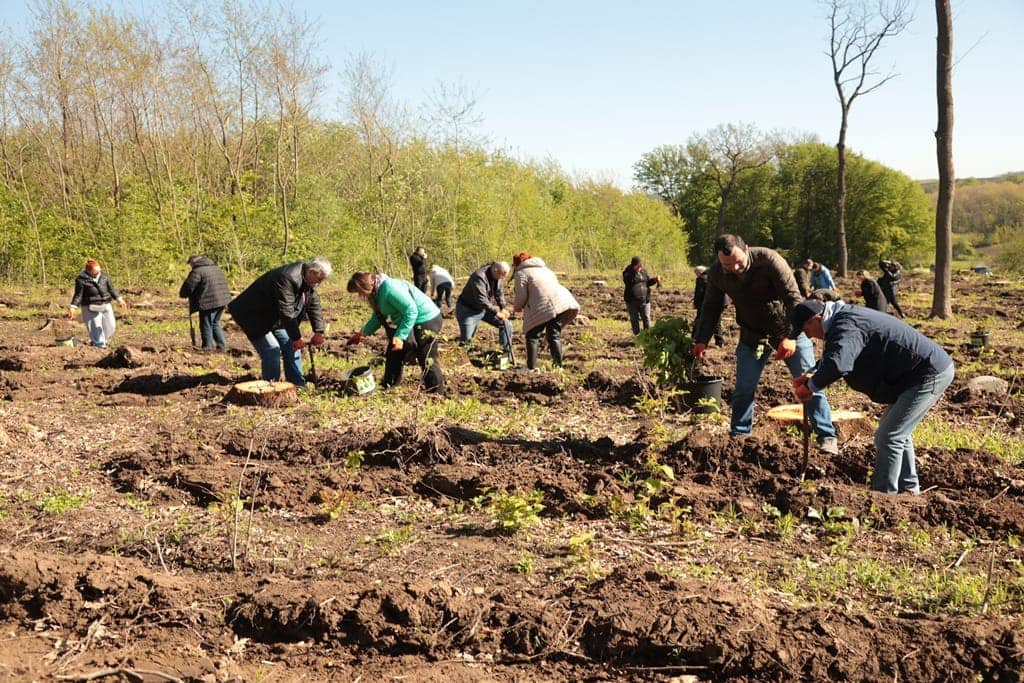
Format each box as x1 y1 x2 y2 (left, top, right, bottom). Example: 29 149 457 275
804 259 837 292
789 299 955 494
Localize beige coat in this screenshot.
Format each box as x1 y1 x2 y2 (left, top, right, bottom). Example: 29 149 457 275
512 257 579 333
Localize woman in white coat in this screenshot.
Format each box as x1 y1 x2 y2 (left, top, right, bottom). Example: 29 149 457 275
511 252 579 370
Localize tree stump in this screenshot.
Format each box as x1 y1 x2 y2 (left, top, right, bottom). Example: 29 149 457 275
225 380 298 407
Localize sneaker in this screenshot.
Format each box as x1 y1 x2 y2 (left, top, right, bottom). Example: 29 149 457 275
818 437 839 455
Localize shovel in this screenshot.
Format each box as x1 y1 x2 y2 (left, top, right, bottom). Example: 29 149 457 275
503 318 517 368
306 345 318 385
188 312 197 347
800 401 812 481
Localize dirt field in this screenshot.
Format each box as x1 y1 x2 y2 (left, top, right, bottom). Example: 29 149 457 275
1 270 1023 682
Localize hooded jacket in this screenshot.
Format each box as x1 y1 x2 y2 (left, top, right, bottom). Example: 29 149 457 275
859 277 887 312
71 271 121 308
227 262 324 341
512 257 579 333
695 246 802 348
179 257 232 313
810 303 953 404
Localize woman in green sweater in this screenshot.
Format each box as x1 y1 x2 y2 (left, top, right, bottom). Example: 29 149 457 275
346 272 445 395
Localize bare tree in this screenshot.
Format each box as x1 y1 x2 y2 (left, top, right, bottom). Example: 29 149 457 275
687 122 773 237
827 0 912 275
930 0 954 318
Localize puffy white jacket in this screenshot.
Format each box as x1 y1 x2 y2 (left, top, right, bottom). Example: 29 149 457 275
512 257 579 333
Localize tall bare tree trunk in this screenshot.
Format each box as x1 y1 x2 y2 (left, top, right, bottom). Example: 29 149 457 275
931 0 954 319
835 107 850 275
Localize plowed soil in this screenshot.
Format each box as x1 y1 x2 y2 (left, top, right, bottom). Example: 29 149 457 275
1 271 1023 682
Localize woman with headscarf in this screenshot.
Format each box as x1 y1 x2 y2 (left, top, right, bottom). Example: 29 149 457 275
511 252 579 371
346 271 445 395
68 258 128 349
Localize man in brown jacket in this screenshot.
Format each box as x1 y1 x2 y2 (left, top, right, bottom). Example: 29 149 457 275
693 234 837 453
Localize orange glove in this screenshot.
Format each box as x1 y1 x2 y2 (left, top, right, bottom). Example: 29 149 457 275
292 338 307 351
793 374 813 403
310 332 325 346
772 337 796 360
390 337 404 352
346 332 363 346
691 343 707 359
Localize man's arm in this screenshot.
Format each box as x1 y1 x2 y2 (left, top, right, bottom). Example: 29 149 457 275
693 279 725 343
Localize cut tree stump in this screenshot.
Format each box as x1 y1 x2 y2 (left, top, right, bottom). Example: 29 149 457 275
225 380 298 407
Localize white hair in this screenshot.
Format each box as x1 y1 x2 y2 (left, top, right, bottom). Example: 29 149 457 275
305 256 333 278
493 261 511 278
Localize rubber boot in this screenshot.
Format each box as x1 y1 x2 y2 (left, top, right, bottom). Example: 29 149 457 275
550 340 564 367
526 338 540 370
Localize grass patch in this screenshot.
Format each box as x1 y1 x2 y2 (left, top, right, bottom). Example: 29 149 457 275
914 417 1024 464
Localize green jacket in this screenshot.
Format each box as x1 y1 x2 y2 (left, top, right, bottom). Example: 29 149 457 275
361 278 441 341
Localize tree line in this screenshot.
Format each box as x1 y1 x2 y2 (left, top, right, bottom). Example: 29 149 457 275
634 125 935 270
0 0 685 287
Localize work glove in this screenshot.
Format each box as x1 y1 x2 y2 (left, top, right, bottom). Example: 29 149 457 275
346 332 363 346
772 337 796 361
793 374 813 403
291 338 307 351
496 308 510 321
390 337 404 352
691 343 707 359
854 290 862 297
310 332 325 346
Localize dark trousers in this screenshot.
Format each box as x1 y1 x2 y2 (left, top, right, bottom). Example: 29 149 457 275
881 286 904 317
383 315 444 394
198 307 227 349
626 300 651 335
434 283 452 309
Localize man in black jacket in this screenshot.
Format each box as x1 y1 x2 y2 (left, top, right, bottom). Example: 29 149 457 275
455 261 512 357
878 259 905 317
179 255 232 350
693 234 837 452
790 299 954 494
409 247 428 292
228 257 331 387
622 256 660 335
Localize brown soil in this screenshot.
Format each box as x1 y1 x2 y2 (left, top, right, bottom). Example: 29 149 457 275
1 272 1023 681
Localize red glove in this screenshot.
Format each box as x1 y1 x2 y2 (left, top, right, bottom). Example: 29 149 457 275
390 337 404 351
793 374 813 403
292 338 307 351
854 290 862 297
310 332 325 346
347 333 363 346
772 337 796 361
691 343 707 359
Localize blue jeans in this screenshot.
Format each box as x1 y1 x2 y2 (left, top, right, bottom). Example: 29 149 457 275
199 307 227 350
249 328 305 387
455 301 511 354
434 283 452 309
872 363 955 494
732 335 835 441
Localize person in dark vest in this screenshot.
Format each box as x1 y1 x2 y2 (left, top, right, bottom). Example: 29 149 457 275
227 257 330 388
790 298 954 494
693 266 724 346
855 270 887 313
878 259 905 318
693 234 837 453
409 247 428 293
622 256 660 335
179 255 232 350
69 258 129 349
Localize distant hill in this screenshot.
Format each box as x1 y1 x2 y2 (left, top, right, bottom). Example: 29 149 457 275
920 171 1024 193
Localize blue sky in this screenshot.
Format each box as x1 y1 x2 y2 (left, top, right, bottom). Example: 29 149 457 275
1 0 1020 187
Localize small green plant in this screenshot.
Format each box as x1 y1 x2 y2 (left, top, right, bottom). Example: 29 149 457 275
364 525 416 554
36 488 92 515
475 488 545 533
635 316 696 386
511 552 536 574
